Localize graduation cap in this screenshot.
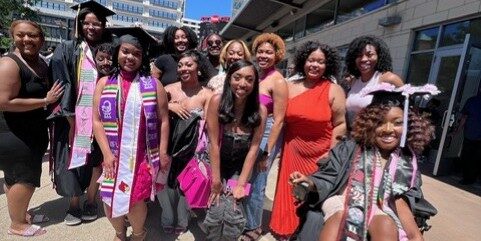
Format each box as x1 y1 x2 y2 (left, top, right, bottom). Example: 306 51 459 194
71 0 115 17
107 27 159 57
363 83 440 148
71 1 115 38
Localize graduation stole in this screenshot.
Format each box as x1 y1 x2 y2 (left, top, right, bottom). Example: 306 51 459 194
336 148 416 241
99 74 160 218
69 42 97 169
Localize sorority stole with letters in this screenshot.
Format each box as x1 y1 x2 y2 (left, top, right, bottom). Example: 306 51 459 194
99 74 160 218
337 147 417 241
69 42 98 169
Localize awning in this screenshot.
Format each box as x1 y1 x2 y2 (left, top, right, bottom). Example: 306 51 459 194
220 0 312 42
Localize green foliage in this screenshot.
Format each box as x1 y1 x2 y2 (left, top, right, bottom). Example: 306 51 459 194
0 0 39 49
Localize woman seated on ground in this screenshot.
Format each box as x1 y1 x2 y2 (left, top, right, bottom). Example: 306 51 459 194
92 29 170 241
203 60 266 240
207 39 252 94
290 83 438 241
158 50 213 235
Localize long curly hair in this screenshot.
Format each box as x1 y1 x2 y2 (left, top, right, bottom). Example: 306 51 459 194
161 26 198 55
294 41 340 79
252 33 285 64
351 104 434 155
345 35 392 78
219 60 261 129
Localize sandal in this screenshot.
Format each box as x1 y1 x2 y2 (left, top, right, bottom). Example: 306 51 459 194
7 224 47 237
130 228 147 241
114 226 127 241
240 227 263 241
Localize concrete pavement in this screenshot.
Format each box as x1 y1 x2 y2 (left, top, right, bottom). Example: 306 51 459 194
1 158 481 240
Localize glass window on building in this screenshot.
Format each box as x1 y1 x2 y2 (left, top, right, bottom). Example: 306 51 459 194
277 21 295 43
440 20 470 47
413 27 439 51
337 0 387 24
294 16 306 40
406 53 434 85
305 0 335 34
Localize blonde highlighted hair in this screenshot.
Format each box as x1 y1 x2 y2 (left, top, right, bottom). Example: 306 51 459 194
219 39 252 69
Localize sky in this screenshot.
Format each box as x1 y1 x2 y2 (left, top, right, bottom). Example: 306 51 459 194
184 0 232 20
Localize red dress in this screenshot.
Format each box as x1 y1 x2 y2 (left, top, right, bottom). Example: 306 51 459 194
269 79 332 236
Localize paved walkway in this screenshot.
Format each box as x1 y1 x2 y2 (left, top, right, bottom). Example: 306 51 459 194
1 159 480 240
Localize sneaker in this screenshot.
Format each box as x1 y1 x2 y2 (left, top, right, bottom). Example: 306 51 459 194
81 202 98 221
64 209 82 226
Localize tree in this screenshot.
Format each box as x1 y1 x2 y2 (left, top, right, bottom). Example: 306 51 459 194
0 0 39 50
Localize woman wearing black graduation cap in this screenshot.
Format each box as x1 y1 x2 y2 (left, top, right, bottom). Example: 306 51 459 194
93 27 170 241
48 0 115 226
290 83 439 241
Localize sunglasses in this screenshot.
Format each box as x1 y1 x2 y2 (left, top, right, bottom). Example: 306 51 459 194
208 40 222 46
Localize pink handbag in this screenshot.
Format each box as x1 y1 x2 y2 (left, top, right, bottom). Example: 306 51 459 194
177 120 212 208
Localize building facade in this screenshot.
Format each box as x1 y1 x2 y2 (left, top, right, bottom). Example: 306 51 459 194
181 17 201 35
222 0 481 176
232 0 247 18
34 0 184 46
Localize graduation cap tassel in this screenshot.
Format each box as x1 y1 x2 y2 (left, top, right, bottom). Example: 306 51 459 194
75 7 80 39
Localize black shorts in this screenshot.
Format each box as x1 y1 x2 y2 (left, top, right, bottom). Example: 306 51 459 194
88 140 103 168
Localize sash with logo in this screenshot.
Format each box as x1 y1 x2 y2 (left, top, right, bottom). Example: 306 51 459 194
69 42 97 169
98 75 160 218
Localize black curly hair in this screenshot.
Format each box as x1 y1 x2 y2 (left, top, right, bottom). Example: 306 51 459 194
160 26 198 55
294 41 340 79
74 8 111 43
345 35 392 78
111 37 150 77
351 103 434 155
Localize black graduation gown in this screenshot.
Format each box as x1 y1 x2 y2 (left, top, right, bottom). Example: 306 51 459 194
295 140 435 241
48 40 93 197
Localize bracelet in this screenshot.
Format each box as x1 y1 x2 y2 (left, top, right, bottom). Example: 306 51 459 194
43 98 48 110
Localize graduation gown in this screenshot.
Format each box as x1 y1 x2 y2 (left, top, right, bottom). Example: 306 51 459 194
48 40 93 197
295 140 436 241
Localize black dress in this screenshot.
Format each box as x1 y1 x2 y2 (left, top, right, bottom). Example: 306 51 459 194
0 53 48 187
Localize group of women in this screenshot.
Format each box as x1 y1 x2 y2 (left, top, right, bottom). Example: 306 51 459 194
0 1 437 240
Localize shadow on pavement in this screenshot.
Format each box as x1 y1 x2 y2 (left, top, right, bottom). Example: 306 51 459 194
28 196 106 227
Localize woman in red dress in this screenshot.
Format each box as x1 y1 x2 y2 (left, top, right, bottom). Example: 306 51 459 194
269 41 346 239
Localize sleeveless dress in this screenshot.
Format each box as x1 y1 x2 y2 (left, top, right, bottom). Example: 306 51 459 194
269 79 333 236
0 53 48 187
345 71 381 125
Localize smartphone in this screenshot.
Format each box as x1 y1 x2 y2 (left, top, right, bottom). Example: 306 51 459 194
293 181 310 202
226 179 251 196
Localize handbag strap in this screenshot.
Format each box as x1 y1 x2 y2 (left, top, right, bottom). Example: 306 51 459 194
195 119 207 153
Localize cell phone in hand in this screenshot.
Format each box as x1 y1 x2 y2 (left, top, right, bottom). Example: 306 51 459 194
293 181 310 202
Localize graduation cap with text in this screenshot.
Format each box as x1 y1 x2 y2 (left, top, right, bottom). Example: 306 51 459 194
362 83 440 148
107 27 160 58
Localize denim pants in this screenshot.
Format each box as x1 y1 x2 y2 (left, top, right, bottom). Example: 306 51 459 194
157 186 190 229
243 117 282 230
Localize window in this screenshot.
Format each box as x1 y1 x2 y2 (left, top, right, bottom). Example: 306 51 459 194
440 21 470 47
277 21 295 43
413 27 439 51
150 0 179 9
294 16 306 40
406 53 433 85
337 0 387 24
113 2 143 14
305 1 335 34
36 1 66 11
